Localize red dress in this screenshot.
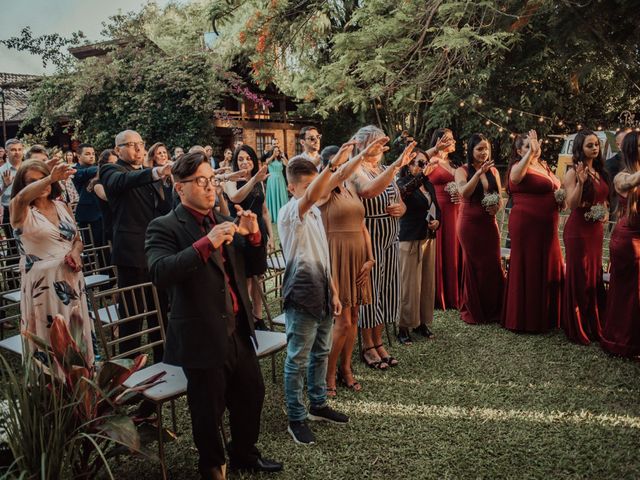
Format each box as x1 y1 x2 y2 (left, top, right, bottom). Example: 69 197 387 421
502 171 563 332
428 164 461 309
562 176 609 344
601 198 640 357
456 166 505 324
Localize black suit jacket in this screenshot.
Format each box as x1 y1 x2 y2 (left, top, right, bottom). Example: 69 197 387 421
72 164 101 223
145 204 259 369
100 160 169 268
397 173 442 241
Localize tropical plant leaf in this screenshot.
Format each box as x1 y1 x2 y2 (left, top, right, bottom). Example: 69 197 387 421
95 415 141 452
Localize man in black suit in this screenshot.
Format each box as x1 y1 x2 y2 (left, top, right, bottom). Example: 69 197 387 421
605 129 631 220
100 130 172 361
145 152 282 480
72 143 103 246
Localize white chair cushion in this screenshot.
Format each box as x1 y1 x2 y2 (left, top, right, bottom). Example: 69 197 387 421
2 291 20 303
266 254 286 270
122 362 187 403
254 330 287 358
84 274 111 288
272 313 285 326
90 304 119 324
0 335 23 356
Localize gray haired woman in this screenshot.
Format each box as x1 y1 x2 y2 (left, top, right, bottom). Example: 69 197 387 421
348 125 415 369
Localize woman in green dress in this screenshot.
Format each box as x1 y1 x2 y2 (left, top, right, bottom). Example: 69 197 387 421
265 146 289 222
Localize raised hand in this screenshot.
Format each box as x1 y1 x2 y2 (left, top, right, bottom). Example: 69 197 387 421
479 160 494 174
222 169 249 182
361 136 390 159
396 141 418 168
423 159 439 177
330 141 357 168
50 163 76 182
213 166 231 175
254 165 269 183
528 130 541 158
2 171 12 187
234 204 259 235
158 162 173 178
435 135 455 152
575 161 588 184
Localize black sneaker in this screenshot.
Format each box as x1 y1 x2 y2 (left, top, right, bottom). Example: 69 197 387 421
308 405 349 424
288 420 316 445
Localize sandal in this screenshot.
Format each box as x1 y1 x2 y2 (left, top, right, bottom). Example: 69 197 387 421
337 370 362 392
326 386 337 398
361 346 388 370
374 344 399 367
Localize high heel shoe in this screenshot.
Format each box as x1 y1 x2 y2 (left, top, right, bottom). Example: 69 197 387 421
337 369 362 392
361 346 388 370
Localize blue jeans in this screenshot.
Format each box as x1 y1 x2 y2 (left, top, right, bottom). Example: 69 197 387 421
283 307 333 421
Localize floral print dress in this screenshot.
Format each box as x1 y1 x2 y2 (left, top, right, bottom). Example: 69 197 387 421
16 200 94 362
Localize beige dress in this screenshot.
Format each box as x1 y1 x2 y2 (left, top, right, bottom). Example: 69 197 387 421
320 186 372 308
15 200 94 362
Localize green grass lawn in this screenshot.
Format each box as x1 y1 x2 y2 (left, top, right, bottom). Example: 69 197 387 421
112 310 640 480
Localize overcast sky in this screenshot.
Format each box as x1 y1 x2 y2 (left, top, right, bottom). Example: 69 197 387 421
0 0 174 75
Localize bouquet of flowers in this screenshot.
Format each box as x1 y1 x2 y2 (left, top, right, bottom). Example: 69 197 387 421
444 181 458 196
584 203 608 222
481 192 501 211
554 188 566 207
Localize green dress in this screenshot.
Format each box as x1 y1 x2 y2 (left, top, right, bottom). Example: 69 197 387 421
266 159 289 223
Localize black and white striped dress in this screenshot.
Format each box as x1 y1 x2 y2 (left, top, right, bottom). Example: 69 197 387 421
359 166 401 328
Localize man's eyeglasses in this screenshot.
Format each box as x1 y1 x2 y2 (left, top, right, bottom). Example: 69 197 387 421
305 135 322 142
180 176 220 188
118 141 146 149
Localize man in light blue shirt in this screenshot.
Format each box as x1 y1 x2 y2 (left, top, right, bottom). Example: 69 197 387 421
0 138 25 227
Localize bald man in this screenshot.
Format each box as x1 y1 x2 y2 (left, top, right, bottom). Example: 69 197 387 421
100 130 173 368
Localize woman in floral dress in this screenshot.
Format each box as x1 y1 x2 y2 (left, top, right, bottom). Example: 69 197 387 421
10 159 94 362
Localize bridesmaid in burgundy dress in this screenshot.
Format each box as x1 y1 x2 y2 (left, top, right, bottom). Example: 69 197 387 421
601 131 640 357
428 128 462 310
501 130 563 333
455 133 505 324
562 130 610 345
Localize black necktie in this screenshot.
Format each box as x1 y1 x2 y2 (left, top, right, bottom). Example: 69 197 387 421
202 214 212 232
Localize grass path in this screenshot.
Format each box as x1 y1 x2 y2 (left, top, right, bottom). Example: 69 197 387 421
113 310 640 479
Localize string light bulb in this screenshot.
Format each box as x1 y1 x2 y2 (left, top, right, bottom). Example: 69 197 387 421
577 124 582 130
558 120 564 127
477 98 483 105
538 116 544 123
509 133 515 139
597 125 603 131
485 120 491 126
459 101 465 107
498 127 504 132
507 108 513 114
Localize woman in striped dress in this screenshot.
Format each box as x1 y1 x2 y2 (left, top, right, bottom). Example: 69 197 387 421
350 125 415 369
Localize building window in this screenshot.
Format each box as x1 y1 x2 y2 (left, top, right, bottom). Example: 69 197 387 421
256 133 275 157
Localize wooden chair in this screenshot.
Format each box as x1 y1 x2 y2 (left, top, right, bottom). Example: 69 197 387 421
257 277 288 383
89 282 184 480
0 262 23 354
265 248 286 273
82 244 117 290
77 225 95 248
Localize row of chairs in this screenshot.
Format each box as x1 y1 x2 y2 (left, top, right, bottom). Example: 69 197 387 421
0 241 288 480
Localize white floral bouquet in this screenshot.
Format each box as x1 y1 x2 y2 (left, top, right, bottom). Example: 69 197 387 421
481 192 501 211
554 188 566 207
584 203 608 222
444 181 458 196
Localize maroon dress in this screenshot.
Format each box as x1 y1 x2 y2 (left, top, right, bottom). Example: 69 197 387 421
428 164 461 309
562 175 609 344
457 166 505 324
502 170 563 332
601 196 640 357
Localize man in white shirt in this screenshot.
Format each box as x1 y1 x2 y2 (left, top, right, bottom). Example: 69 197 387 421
298 126 322 170
0 138 24 227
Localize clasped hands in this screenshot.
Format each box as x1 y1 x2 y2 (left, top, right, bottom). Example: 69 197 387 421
206 205 259 249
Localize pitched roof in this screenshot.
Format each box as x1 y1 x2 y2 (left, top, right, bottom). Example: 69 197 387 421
0 73 40 122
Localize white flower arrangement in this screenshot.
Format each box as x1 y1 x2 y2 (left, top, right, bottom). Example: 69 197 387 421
444 181 458 195
584 203 608 222
481 192 501 211
554 188 566 206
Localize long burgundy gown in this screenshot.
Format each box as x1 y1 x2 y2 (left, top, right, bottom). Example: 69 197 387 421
457 166 505 324
601 196 640 357
502 170 563 332
562 175 609 344
429 164 461 309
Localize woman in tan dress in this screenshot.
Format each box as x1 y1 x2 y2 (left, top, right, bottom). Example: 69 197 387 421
10 159 94 363
318 147 374 395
